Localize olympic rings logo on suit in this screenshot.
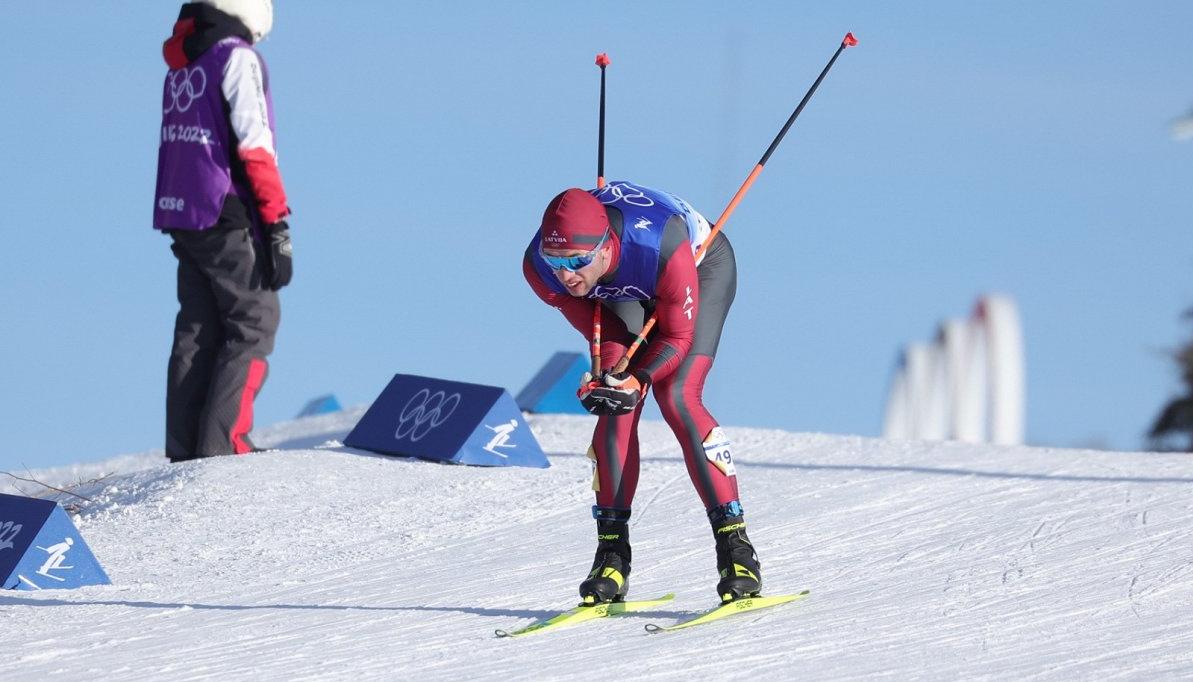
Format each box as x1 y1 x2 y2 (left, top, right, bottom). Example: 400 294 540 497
164 66 207 114
593 182 655 207
394 388 462 442
588 284 651 300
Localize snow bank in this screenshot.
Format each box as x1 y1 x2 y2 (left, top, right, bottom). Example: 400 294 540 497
4 412 1193 680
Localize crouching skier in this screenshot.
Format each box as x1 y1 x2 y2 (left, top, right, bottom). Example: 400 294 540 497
153 0 293 462
523 181 762 604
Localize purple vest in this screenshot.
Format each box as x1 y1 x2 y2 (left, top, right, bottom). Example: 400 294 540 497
152 37 272 231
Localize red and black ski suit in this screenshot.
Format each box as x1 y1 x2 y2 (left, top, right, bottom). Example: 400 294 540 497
524 190 740 514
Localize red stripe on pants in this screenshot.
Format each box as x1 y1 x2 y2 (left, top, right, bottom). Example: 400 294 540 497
231 358 268 454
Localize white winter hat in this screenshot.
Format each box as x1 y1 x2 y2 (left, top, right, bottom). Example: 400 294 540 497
198 0 274 43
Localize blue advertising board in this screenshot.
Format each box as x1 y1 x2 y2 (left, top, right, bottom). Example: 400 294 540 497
297 394 342 417
1 493 110 590
515 351 590 415
345 374 549 468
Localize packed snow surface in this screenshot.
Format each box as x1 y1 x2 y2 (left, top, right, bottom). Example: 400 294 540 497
4 410 1193 680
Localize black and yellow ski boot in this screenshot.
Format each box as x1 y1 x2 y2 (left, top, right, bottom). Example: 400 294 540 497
710 501 762 603
578 507 632 605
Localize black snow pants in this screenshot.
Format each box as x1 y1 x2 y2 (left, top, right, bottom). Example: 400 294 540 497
166 225 279 461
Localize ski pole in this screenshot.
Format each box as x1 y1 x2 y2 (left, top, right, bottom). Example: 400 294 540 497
591 52 611 378
611 32 858 375
596 52 610 190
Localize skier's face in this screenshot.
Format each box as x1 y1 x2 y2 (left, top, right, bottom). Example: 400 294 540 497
543 244 610 297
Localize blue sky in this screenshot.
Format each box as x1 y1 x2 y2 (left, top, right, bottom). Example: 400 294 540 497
2 2 1192 471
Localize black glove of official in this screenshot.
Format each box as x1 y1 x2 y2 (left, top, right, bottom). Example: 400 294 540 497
578 370 648 416
266 220 293 290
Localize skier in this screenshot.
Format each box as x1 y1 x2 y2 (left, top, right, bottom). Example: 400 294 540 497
523 181 763 604
154 0 292 463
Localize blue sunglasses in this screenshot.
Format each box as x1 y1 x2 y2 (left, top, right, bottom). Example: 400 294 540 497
539 230 609 272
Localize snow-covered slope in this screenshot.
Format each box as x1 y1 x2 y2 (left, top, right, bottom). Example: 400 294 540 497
4 412 1193 680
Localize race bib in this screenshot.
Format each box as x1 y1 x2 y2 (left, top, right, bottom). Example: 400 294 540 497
703 427 736 477
588 446 600 491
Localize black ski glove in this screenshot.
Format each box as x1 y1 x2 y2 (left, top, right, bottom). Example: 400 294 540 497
266 220 293 290
578 370 649 416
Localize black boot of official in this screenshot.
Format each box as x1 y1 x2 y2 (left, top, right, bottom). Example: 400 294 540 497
710 502 762 603
578 508 632 604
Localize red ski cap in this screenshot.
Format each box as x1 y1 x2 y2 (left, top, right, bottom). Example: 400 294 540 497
540 188 609 251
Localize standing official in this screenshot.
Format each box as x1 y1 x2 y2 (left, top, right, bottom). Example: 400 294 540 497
154 0 293 462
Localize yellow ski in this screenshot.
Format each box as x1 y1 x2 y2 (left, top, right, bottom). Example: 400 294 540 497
495 593 676 638
644 591 809 633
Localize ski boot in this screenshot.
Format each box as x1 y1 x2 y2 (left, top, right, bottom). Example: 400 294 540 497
709 501 762 603
578 507 632 605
